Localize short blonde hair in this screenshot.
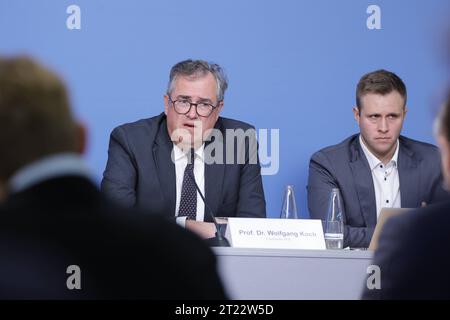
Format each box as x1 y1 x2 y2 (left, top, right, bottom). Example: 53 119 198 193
0 56 77 181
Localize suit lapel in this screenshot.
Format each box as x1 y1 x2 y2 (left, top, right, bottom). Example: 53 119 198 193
204 119 225 222
152 118 176 218
204 162 225 222
349 138 377 227
151 117 227 221
398 138 420 208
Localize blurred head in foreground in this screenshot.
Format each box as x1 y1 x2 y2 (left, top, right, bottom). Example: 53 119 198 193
0 56 85 189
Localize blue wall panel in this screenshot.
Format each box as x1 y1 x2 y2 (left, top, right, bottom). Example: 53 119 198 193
1 0 449 217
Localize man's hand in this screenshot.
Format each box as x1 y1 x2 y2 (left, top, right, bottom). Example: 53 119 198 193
185 220 216 239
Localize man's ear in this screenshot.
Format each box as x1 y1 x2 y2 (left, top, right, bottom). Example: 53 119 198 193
352 106 360 125
215 100 224 120
75 122 87 155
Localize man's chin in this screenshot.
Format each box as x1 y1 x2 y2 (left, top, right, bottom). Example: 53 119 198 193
170 126 203 147
177 138 203 151
372 145 396 158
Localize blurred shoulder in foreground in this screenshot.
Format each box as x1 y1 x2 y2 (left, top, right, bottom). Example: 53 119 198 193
0 56 227 299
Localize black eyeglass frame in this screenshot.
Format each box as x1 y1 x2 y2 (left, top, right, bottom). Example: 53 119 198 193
168 96 221 117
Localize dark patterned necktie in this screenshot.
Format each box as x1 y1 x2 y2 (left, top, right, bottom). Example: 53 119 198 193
178 149 197 220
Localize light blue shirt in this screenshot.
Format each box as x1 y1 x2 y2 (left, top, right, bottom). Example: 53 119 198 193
8 153 92 194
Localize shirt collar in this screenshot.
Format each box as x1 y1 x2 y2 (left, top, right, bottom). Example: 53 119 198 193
359 135 399 171
172 143 205 162
8 153 91 193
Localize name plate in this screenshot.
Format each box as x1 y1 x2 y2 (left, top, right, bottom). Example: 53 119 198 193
225 218 326 250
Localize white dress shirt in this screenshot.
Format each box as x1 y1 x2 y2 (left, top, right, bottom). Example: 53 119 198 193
359 135 401 219
173 144 205 224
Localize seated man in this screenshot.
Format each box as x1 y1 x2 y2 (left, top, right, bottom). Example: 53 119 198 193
307 69 448 248
101 59 266 238
362 92 450 299
0 56 226 299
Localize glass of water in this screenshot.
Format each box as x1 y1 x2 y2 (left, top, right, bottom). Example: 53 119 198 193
324 220 344 249
324 188 344 249
280 185 299 219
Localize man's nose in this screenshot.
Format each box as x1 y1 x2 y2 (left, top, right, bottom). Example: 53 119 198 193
378 117 389 133
187 104 198 119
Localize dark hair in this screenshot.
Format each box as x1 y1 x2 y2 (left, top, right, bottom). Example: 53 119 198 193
0 56 76 181
356 69 407 110
167 59 228 101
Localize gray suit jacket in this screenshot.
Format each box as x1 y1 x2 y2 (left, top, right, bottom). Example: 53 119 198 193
101 113 266 220
307 134 448 248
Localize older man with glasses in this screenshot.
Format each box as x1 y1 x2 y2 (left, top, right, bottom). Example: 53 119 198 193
101 59 266 239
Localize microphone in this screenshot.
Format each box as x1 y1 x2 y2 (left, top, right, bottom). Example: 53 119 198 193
187 169 230 247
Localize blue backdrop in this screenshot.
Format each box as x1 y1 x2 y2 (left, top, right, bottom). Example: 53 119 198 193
1 0 449 218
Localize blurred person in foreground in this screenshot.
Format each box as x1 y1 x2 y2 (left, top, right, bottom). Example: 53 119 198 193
0 56 227 299
362 92 450 299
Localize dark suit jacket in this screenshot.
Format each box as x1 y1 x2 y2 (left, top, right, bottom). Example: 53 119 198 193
362 200 450 299
307 134 448 248
0 176 227 299
101 113 266 220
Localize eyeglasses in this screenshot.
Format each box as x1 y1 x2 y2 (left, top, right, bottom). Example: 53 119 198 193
168 96 219 117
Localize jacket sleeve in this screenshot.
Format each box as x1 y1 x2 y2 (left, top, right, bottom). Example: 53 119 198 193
307 151 374 248
101 126 138 207
236 128 266 218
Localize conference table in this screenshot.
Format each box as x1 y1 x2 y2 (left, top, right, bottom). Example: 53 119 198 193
214 247 373 300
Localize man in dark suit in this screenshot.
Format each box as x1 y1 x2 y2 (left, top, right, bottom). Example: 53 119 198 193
101 60 266 239
0 56 227 299
307 70 447 248
362 93 450 299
